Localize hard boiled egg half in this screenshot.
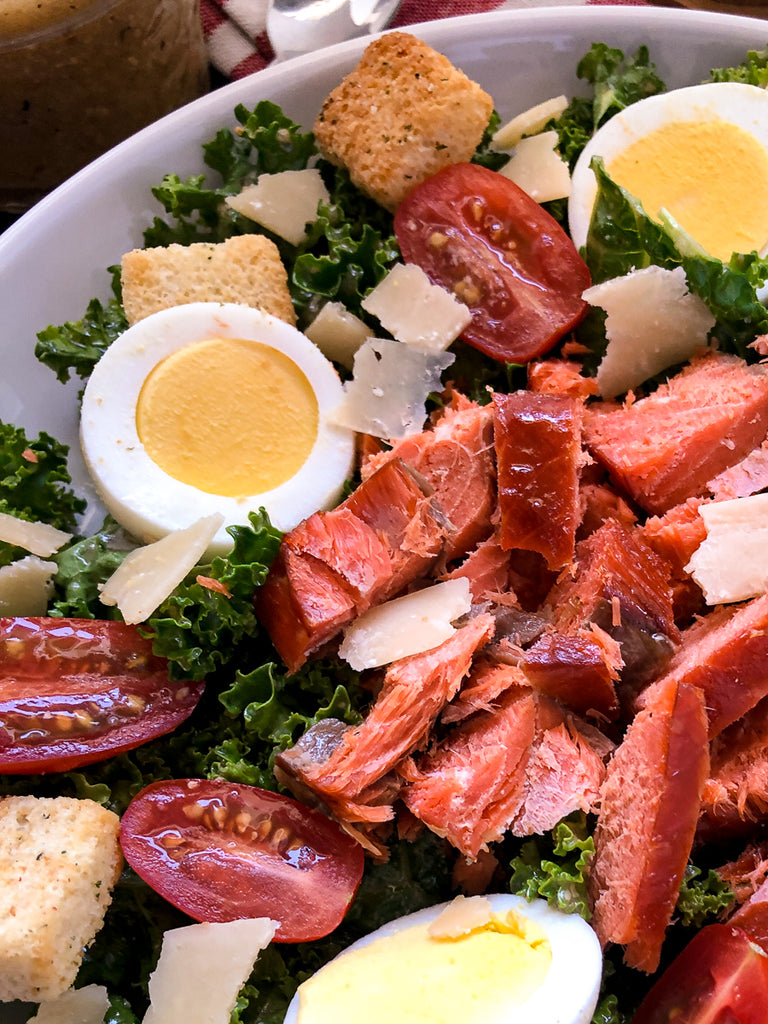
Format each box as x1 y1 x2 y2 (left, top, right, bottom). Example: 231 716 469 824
569 82 768 261
284 893 602 1024
80 302 356 555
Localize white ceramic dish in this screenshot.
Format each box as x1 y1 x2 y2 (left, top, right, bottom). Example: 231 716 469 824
1 6 768 1020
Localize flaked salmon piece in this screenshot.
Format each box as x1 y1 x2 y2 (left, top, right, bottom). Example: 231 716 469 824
699 697 768 841
361 396 496 561
641 496 708 624
440 528 513 602
584 351 768 515
545 518 679 702
405 689 608 857
528 357 599 402
708 436 768 500
493 391 585 570
521 626 621 721
442 657 528 724
635 592 768 740
294 614 496 818
403 687 536 859
717 841 768 905
256 458 447 672
589 677 709 973
510 716 607 836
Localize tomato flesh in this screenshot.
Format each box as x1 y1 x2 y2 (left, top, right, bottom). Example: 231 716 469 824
119 779 366 942
0 616 204 773
632 924 768 1024
394 162 591 364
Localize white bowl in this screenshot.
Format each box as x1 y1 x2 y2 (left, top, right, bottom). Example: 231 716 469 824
1 6 767 1018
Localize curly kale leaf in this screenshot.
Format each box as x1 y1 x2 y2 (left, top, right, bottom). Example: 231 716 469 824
50 517 134 618
676 863 735 929
291 163 400 327
550 43 665 170
0 421 86 567
35 266 127 383
145 510 281 681
710 46 768 87
508 813 594 918
144 102 317 246
471 110 508 172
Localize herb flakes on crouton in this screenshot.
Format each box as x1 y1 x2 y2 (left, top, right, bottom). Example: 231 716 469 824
314 32 494 211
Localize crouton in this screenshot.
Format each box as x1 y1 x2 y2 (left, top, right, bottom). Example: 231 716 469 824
121 234 296 326
314 32 494 211
0 796 123 1003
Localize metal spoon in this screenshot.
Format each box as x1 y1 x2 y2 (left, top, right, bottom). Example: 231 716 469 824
267 0 401 61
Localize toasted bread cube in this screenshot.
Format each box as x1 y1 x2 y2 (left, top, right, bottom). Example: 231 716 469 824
314 32 494 211
121 234 296 326
0 796 123 1002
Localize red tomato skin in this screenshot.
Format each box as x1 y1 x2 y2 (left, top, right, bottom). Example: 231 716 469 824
0 616 203 773
632 925 768 1024
119 779 366 943
394 162 591 364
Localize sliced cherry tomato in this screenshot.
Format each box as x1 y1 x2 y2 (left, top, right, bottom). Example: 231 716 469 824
0 616 204 773
119 778 366 942
633 924 768 1024
394 162 591 364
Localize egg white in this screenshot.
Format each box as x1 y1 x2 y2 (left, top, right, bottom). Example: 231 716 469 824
283 893 602 1024
79 302 356 555
569 81 768 254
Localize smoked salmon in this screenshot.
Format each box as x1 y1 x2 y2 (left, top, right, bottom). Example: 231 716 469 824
589 677 709 973
493 391 585 570
584 352 768 515
256 458 447 672
635 592 768 740
361 393 496 562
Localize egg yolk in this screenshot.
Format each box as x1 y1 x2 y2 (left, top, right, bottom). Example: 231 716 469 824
295 910 552 1023
136 336 319 497
607 120 768 261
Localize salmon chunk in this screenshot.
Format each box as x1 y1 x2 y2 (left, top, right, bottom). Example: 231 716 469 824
584 352 768 515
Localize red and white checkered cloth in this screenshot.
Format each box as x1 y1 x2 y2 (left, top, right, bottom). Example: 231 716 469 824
200 0 649 80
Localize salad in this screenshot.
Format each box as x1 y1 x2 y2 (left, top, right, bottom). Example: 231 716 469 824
4 24 768 1024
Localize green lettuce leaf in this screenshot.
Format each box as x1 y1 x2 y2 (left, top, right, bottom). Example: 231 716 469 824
34 267 127 383
549 43 666 170
145 510 282 681
675 863 734 929
710 46 768 87
508 813 594 918
50 517 134 618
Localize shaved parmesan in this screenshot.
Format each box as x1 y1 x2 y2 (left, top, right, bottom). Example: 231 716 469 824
428 896 493 939
331 337 454 439
225 168 329 246
99 513 224 624
338 578 472 670
0 555 57 615
27 984 110 1024
498 131 571 203
361 263 471 351
585 265 715 398
0 509 71 556
686 494 768 604
143 918 276 1024
305 301 370 369
492 95 569 150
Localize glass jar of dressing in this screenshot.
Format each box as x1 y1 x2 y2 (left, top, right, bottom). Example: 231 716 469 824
0 0 209 214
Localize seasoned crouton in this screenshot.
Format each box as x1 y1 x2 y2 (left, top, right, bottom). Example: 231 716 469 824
0 796 122 1003
121 234 296 326
314 32 494 211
